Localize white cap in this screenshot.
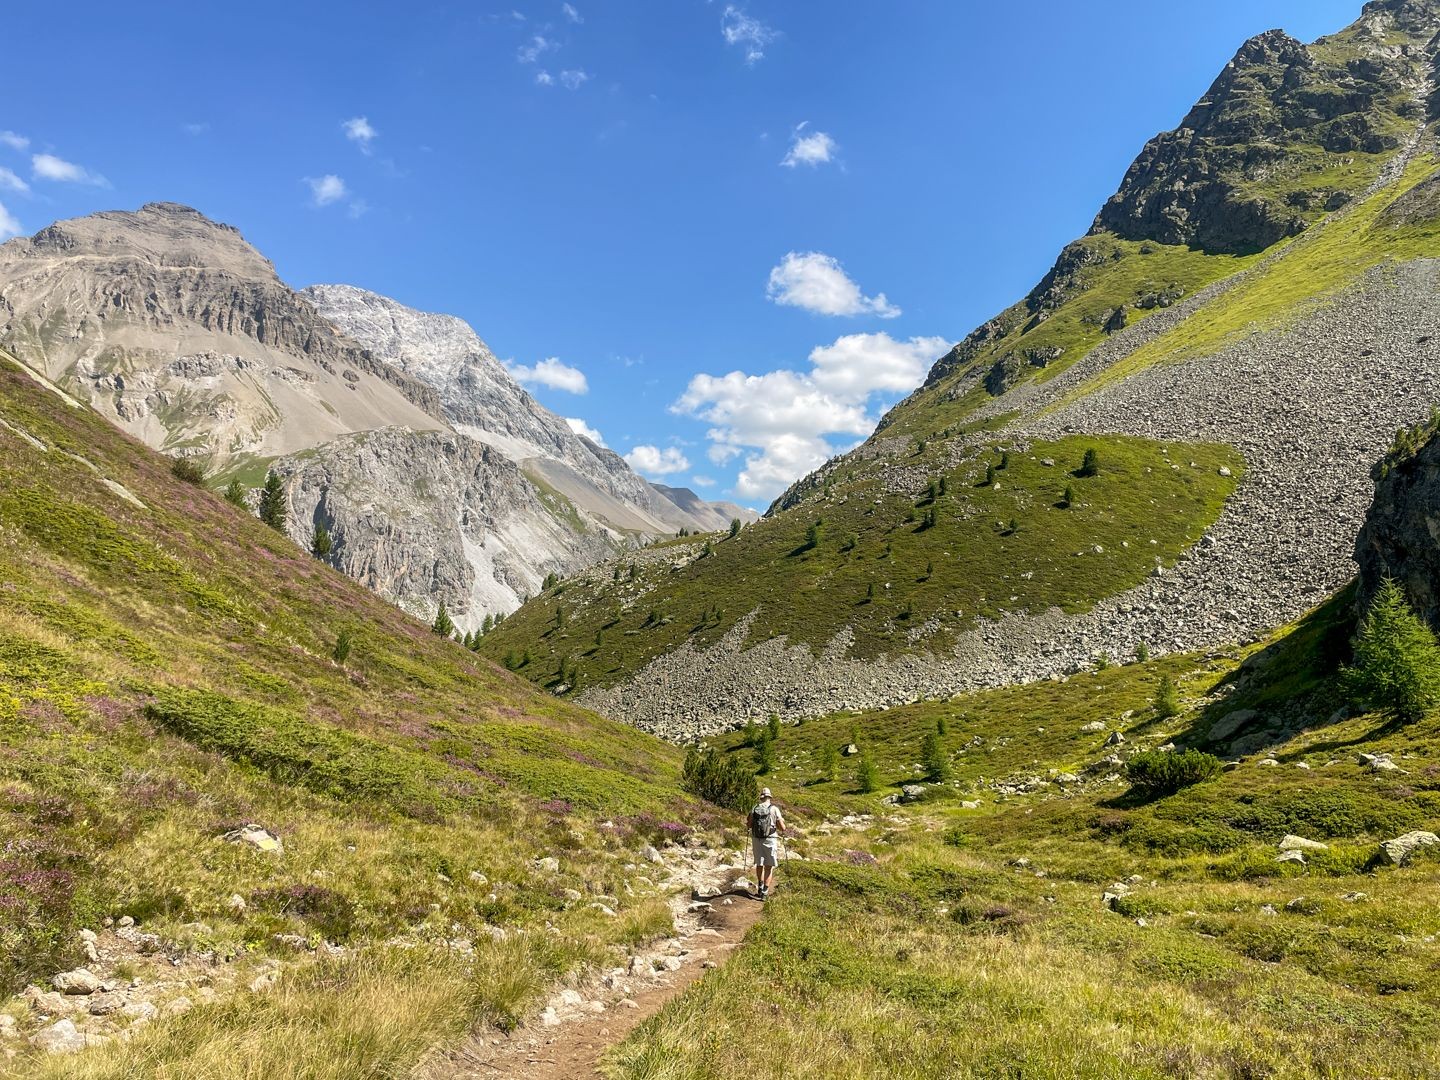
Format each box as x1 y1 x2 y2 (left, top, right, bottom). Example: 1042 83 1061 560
760 788 771 798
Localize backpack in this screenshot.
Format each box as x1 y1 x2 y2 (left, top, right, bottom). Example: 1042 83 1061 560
750 802 777 840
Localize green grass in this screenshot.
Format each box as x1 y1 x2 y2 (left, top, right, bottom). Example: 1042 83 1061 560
482 435 1240 693
608 595 1440 1079
0 352 705 1074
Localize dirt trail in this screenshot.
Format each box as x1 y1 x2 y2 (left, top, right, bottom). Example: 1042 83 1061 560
425 877 764 1080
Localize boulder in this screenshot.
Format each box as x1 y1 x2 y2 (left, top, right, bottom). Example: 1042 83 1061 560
1275 849 1307 865
1380 831 1440 866
52 970 101 996
222 825 283 854
1279 835 1328 852
1080 721 1107 733
1207 709 1258 744
841 744 860 757
31 1019 85 1054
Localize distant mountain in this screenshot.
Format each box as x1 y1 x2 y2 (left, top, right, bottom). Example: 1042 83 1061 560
482 0 1440 736
0 206 743 629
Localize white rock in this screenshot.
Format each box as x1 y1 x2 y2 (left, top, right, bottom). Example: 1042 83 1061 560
52 970 101 996
32 1019 85 1054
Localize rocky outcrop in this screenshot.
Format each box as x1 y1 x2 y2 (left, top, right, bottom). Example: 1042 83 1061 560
0 204 445 458
274 428 617 626
1354 418 1440 627
1093 8 1438 253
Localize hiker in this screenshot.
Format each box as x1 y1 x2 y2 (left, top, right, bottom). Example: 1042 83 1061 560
747 787 786 899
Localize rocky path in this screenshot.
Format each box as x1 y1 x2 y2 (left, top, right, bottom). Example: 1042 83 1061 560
423 864 764 1080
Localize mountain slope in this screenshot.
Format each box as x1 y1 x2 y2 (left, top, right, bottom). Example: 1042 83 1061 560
0 209 741 632
481 0 1440 736
0 345 713 1074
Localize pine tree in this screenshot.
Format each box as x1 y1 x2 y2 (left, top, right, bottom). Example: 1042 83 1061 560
332 629 352 666
936 715 948 736
922 731 950 782
729 517 742 539
856 753 878 794
1135 642 1150 663
1061 485 1076 509
1078 447 1100 477
755 734 775 774
432 602 455 638
938 476 948 497
742 718 759 748
1343 578 1440 723
462 630 474 649
223 478 247 508
258 472 287 532
767 712 782 742
818 743 839 782
542 572 558 591
312 522 333 558
999 451 1010 470
983 463 997 486
865 581 876 602
805 521 823 550
482 614 495 635
1153 674 1181 720
703 539 715 557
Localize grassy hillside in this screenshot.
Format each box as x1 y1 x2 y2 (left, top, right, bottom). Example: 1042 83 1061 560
607 595 1440 1078
482 435 1240 693
0 351 706 1075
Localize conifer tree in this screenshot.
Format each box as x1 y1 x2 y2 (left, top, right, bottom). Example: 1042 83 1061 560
1343 578 1440 723
922 731 950 782
312 522 333 558
432 602 455 638
223 478 247 508
258 472 287 532
1153 674 1180 720
730 517 742 539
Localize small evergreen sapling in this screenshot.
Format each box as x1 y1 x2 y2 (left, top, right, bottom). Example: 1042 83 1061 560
1153 674 1181 720
1077 447 1100 477
223 479 247 509
922 731 950 782
855 753 878 794
767 712 782 742
312 523 333 558
332 629 353 666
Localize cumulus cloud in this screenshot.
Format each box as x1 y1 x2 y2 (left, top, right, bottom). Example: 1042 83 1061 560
691 474 716 488
766 252 900 319
625 444 690 477
781 123 836 168
559 69 590 89
511 357 588 394
0 131 29 151
673 332 951 501
32 153 108 187
0 168 28 194
343 116 378 153
565 417 606 446
721 5 777 64
562 2 582 22
305 174 349 206
518 35 556 63
0 201 21 241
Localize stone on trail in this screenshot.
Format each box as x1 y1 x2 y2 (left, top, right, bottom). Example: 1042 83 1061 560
52 970 101 996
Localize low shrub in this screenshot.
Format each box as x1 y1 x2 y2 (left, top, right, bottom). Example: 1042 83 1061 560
251 884 358 942
170 457 207 485
1125 749 1223 798
682 746 758 812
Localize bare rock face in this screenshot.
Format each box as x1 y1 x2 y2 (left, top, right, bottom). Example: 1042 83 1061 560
1355 423 1440 628
274 428 615 622
0 203 444 459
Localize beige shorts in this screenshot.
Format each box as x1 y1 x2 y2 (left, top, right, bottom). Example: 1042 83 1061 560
752 837 779 867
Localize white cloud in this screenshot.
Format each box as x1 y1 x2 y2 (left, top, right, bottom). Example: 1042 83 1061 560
721 5 777 64
691 474 716 488
0 131 29 151
182 121 210 136
766 252 900 319
346 198 370 219
511 357 588 394
0 201 21 241
781 123 836 168
343 116 378 153
32 153 108 187
625 445 690 477
305 174 349 206
559 69 590 89
518 35 557 63
565 417 606 446
673 332 951 501
0 168 28 194
562 2 582 22
535 70 555 86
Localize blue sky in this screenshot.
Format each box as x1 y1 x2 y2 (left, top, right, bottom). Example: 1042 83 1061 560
3 0 1361 508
